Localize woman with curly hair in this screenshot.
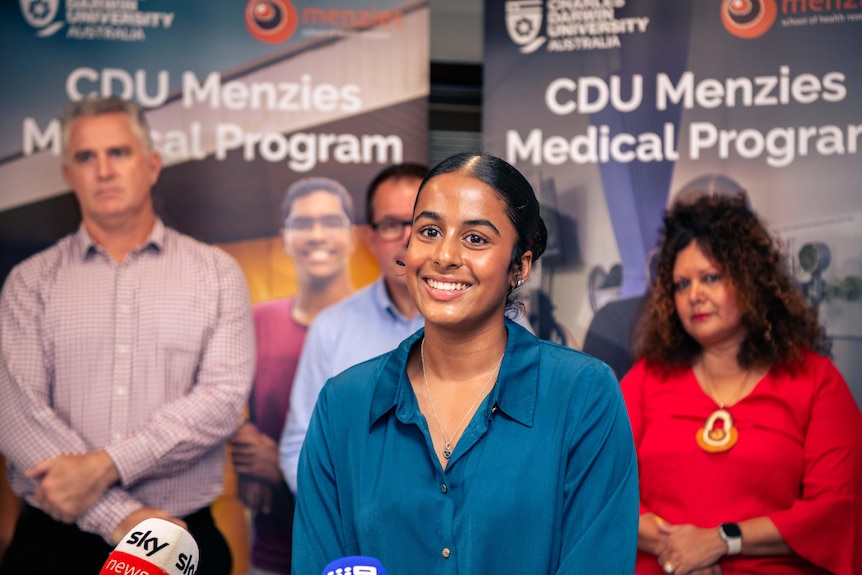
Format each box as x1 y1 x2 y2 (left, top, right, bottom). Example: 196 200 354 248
622 193 862 575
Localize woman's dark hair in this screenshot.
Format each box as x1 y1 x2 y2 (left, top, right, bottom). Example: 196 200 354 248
636 193 824 372
416 153 548 311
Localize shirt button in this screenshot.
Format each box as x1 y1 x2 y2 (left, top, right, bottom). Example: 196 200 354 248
118 304 130 314
116 344 129 354
115 386 127 396
440 483 448 494
442 548 451 559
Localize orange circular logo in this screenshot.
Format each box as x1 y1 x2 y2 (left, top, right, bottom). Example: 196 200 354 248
245 0 298 44
721 0 777 39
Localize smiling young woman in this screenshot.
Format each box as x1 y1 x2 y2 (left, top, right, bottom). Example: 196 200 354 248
403 164 533 466
291 153 639 575
405 170 526 338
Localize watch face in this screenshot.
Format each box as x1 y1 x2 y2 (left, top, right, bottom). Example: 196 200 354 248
721 523 742 539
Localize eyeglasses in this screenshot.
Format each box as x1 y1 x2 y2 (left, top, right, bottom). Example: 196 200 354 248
285 214 351 232
370 218 412 241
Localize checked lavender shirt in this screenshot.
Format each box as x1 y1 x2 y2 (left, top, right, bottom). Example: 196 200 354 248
0 219 255 541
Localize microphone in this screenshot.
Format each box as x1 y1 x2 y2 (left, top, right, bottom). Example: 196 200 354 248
99 517 200 575
321 556 388 575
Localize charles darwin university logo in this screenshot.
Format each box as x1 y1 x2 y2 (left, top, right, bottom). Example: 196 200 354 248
721 0 777 38
245 0 299 44
505 0 547 53
20 0 64 37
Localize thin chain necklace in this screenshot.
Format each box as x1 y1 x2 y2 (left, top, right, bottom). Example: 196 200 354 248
695 362 752 453
700 362 752 408
420 338 504 459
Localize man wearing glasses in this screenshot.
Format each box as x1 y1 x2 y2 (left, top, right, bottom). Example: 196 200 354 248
231 177 357 575
279 163 427 496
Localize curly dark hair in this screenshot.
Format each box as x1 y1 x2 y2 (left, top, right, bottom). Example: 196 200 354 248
636 193 824 372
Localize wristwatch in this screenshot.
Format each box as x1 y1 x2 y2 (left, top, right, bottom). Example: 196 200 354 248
718 523 742 555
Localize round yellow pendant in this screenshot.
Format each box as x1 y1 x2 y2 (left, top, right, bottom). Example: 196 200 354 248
696 408 739 453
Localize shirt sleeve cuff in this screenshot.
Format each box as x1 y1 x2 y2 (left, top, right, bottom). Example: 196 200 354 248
77 488 143 543
105 436 157 487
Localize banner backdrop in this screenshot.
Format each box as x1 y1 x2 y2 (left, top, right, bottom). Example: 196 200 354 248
484 0 861 402
1 0 429 297
0 1 429 571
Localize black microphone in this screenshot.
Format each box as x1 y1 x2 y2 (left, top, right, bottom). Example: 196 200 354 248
321 556 388 575
99 517 200 575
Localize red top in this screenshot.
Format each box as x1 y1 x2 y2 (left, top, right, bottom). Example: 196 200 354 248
622 351 862 575
248 297 307 573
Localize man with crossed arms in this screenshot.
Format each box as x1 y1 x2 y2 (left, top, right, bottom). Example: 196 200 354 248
0 96 254 575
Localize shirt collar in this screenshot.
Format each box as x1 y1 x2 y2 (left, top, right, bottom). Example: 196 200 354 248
491 319 540 427
75 218 165 259
368 319 540 430
371 276 414 323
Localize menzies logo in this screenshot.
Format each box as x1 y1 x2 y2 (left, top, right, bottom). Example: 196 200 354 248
19 0 64 37
721 0 778 38
505 0 547 53
245 0 299 44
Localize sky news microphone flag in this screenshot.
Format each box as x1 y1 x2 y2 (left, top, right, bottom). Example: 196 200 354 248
99 517 200 575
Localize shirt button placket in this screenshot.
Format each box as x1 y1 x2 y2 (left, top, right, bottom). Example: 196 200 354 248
437 471 455 568
111 263 134 438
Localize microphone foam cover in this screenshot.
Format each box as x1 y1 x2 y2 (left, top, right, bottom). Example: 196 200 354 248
99 517 200 575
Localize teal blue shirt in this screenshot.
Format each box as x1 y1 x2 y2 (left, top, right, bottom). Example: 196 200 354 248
293 320 638 575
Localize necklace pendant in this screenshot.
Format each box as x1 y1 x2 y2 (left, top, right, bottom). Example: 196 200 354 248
696 408 739 453
443 446 452 459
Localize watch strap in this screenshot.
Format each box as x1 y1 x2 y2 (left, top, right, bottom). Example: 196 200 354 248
718 523 742 555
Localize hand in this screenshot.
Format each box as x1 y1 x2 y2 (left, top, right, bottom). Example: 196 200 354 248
655 522 726 575
230 422 283 484
27 451 119 523
237 475 274 514
110 507 187 546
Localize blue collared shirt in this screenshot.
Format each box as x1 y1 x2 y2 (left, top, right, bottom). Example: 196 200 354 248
280 276 425 493
293 320 638 575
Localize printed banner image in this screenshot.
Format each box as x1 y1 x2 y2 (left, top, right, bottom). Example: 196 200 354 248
484 0 862 398
0 1 429 574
